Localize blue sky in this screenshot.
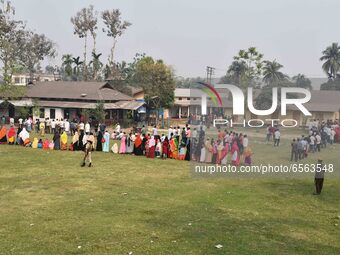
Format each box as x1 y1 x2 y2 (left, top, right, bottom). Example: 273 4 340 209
12 0 340 78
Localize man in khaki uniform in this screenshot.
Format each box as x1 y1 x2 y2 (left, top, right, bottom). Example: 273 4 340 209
81 133 95 167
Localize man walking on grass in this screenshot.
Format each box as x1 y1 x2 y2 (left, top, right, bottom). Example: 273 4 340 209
314 159 325 195
81 133 95 167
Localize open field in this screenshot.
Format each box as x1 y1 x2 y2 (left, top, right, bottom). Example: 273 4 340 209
1 132 340 254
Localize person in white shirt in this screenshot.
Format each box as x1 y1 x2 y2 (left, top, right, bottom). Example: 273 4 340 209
46 118 52 134
18 118 23 128
64 119 70 133
243 135 249 149
51 119 56 134
309 135 316 153
79 122 84 131
85 122 90 134
115 123 121 134
9 117 14 126
274 129 280 147
315 133 321 152
330 128 336 144
168 126 173 138
152 125 158 136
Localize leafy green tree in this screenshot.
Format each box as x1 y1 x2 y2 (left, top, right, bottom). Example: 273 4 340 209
225 60 247 86
102 9 131 66
45 65 56 74
20 32 56 82
0 1 26 85
234 47 264 79
176 77 205 88
262 60 288 86
320 43 340 79
320 78 340 91
85 101 106 122
133 56 175 110
292 74 312 90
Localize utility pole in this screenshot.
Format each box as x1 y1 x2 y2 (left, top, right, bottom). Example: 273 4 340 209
206 66 215 84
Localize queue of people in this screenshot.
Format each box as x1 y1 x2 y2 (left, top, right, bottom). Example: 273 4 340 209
290 120 339 162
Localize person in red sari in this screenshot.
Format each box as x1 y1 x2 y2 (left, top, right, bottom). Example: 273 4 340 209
0 126 7 144
7 127 16 145
43 139 50 150
231 140 240 166
147 136 156 158
133 134 143 155
162 136 169 159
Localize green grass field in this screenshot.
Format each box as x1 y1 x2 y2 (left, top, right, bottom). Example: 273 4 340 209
1 130 340 254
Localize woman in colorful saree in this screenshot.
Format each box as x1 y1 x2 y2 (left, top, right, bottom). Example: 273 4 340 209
102 130 110 153
119 133 126 154
32 138 38 149
169 136 178 159
60 131 68 150
7 127 16 145
244 146 253 165
231 141 240 166
205 138 213 163
133 134 143 155
147 136 156 158
19 128 30 146
43 139 50 150
0 126 7 144
220 141 229 165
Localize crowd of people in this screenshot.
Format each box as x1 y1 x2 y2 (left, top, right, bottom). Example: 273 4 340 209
1 116 339 169
0 115 254 167
289 120 339 162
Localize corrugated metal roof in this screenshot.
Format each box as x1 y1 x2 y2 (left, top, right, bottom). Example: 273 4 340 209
116 101 145 110
26 81 133 101
39 100 97 109
9 99 33 107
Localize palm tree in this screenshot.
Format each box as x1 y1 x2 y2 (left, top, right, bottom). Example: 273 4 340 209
262 60 288 86
62 54 73 78
320 43 340 79
72 56 84 80
292 73 312 90
89 52 103 81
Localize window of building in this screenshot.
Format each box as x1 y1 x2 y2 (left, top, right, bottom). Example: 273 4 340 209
14 78 20 84
178 97 182 100
50 109 55 119
39 108 45 118
187 97 190 100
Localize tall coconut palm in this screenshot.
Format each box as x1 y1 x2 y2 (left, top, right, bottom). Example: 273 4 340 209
89 52 103 81
262 60 288 86
320 43 340 79
292 73 312 90
62 54 73 78
72 56 83 80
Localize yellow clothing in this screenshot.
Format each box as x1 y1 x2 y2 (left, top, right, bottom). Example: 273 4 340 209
32 138 38 149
